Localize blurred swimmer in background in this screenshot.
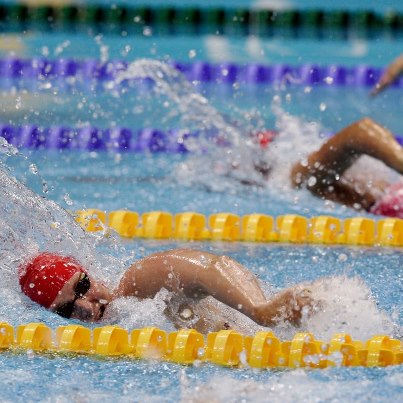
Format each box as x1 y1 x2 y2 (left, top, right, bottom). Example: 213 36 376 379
253 55 403 218
289 117 403 218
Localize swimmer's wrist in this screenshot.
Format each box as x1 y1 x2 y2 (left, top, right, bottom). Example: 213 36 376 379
253 303 278 327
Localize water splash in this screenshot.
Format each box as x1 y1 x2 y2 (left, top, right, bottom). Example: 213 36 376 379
0 152 123 302
1 136 51 196
297 276 396 341
115 59 268 189
116 59 234 138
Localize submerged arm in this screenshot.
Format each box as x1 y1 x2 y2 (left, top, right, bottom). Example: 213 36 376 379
116 249 313 326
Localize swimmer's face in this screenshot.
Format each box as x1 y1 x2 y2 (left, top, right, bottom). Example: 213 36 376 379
50 272 112 322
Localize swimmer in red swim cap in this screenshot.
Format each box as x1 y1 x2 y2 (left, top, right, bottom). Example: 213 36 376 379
19 249 316 330
19 253 112 321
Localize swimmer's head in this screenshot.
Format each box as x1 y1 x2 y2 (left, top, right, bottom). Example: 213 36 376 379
19 253 86 308
19 252 113 321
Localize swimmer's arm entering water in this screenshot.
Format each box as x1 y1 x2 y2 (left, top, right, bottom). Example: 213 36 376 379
115 249 313 326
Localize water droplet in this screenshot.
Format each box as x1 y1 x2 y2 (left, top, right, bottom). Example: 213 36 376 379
143 27 152 37
41 46 49 57
26 349 35 359
239 350 248 366
307 176 317 187
180 308 193 319
300 158 308 167
29 164 38 175
63 193 73 206
42 181 49 194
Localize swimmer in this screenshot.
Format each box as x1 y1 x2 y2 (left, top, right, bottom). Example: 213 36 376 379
289 117 403 217
19 250 315 331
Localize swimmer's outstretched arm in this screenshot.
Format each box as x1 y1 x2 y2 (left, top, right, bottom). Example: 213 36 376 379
115 249 312 327
371 54 403 96
290 117 403 210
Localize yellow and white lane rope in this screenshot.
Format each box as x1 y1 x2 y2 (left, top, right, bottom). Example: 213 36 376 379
1 322 401 368
71 209 403 247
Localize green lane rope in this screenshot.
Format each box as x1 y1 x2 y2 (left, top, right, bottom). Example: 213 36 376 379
0 4 402 37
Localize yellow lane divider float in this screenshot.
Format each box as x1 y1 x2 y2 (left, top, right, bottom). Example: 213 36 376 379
0 322 403 368
73 210 403 247
1 323 401 368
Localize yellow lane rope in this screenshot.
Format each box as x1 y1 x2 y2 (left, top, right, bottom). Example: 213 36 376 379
72 210 403 247
1 322 401 368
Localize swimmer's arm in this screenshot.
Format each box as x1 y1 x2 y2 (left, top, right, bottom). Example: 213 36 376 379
115 249 313 326
116 249 212 299
290 118 403 210
291 167 377 210
371 54 403 96
116 249 267 303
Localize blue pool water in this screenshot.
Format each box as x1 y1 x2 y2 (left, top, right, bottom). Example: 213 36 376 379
0 1 402 402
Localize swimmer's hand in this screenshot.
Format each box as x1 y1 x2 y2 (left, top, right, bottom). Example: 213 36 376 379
256 287 316 327
371 54 403 96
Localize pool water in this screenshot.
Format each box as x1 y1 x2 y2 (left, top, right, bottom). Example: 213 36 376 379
0 354 401 402
0 232 401 401
0 1 402 402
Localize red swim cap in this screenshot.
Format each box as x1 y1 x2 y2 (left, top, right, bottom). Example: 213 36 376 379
257 130 278 149
370 182 403 219
19 253 86 308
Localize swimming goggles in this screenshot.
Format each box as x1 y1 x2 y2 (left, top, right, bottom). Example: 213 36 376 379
55 272 91 319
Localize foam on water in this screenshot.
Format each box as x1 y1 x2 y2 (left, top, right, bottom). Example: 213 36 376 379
301 276 396 340
179 368 403 403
